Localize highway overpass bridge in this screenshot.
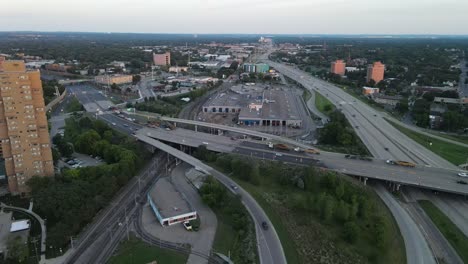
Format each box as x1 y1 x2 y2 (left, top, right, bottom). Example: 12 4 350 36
130 123 468 196
98 111 468 195
58 79 92 85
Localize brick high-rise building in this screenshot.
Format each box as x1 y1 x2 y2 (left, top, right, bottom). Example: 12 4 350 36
330 60 346 76
0 58 54 194
153 51 171 66
366 61 385 84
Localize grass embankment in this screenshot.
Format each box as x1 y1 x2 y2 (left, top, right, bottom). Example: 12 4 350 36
387 119 468 165
428 132 468 145
315 91 335 115
302 89 312 102
202 152 405 264
419 200 468 263
109 235 188 264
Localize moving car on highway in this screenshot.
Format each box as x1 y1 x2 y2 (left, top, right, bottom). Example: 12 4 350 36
261 221 269 230
458 172 468 177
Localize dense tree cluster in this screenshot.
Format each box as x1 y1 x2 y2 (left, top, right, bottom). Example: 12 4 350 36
65 97 84 113
28 116 150 253
411 90 468 131
199 176 257 263
319 111 369 154
197 150 395 261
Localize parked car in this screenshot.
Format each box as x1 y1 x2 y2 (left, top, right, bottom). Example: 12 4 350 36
183 221 192 231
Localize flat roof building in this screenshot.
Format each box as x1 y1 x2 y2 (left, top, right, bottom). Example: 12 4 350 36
147 177 197 226
203 84 303 128
362 86 380 95
94 74 132 85
0 58 54 194
330 60 346 76
243 63 270 73
366 61 385 84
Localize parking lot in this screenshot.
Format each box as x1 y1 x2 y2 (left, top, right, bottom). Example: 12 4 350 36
61 153 104 169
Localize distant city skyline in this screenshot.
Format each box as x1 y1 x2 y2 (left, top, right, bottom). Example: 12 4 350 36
3 0 468 35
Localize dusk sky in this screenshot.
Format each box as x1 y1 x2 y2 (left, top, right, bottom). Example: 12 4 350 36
3 0 468 34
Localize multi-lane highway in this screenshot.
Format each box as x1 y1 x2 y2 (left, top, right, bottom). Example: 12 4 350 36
130 123 468 195
121 113 468 195
261 55 464 264
266 60 456 169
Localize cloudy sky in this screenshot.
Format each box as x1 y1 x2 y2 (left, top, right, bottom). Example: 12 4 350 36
2 0 467 34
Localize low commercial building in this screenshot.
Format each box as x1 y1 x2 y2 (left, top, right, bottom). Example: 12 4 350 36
189 61 220 68
362 86 380 95
243 63 269 73
203 84 303 128
429 103 448 129
372 94 403 108
45 63 72 72
433 97 468 105
94 74 132 85
147 177 197 226
169 66 189 73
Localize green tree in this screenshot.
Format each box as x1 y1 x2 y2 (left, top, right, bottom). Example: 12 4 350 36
132 75 141 85
395 99 409 114
335 200 350 222
322 196 336 222
75 130 101 154
249 163 260 185
343 221 359 243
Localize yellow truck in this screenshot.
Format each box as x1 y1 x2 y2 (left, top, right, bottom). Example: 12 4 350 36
386 160 416 168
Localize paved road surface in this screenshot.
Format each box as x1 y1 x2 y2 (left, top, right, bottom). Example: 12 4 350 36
135 134 287 264
128 115 468 195
374 185 436 264
265 60 456 169
402 190 463 264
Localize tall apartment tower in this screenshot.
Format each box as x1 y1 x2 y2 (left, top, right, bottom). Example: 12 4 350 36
366 61 385 84
153 51 171 66
330 60 346 76
0 58 54 195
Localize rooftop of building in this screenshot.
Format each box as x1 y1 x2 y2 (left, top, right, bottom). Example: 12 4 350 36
239 87 302 121
149 177 193 219
204 83 302 121
433 97 466 104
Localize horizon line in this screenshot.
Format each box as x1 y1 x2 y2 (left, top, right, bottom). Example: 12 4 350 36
1 30 468 37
